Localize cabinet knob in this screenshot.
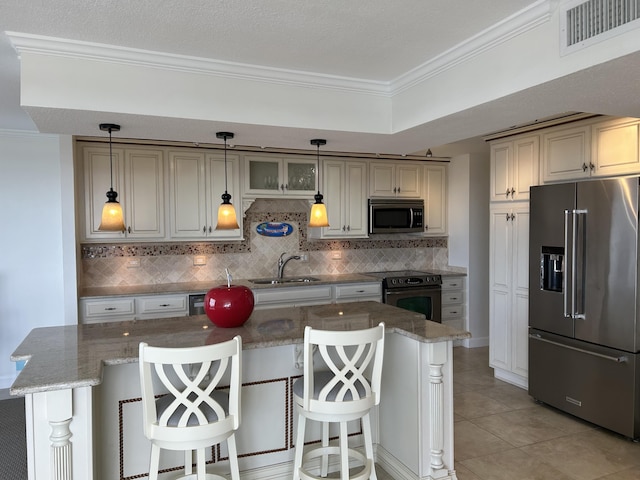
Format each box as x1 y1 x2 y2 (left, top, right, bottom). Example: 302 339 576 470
589 162 595 171
510 187 515 196
506 188 511 197
342 225 346 232
346 225 350 231
203 226 206 233
511 213 515 221
280 184 285 192
209 226 212 233
582 163 588 172
127 226 131 234
506 213 510 221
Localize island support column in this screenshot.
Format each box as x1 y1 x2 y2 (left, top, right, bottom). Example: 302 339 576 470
25 386 94 480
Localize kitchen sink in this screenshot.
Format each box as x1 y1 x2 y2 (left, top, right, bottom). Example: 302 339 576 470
249 277 321 285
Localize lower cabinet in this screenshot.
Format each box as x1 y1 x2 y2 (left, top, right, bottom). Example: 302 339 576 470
441 275 465 332
79 294 189 323
489 202 529 389
252 282 382 310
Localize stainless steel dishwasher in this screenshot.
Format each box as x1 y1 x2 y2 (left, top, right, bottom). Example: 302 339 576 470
188 294 206 315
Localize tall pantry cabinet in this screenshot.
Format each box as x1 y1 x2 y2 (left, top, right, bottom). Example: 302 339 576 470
489 133 538 389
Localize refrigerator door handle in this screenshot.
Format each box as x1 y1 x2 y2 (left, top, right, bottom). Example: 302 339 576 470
572 209 587 319
529 334 628 363
563 210 571 318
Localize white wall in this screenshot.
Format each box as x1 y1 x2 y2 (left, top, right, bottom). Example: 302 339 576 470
0 131 77 389
448 153 490 348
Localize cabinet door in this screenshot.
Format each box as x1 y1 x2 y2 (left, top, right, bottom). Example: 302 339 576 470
513 136 539 200
168 151 208 238
489 205 513 371
490 141 512 202
592 117 640 177
369 162 396 197
396 163 422 198
423 164 447 234
511 206 529 378
83 145 126 240
284 157 317 195
123 149 165 238
344 161 368 236
244 155 283 195
542 125 591 182
207 153 242 239
320 160 346 237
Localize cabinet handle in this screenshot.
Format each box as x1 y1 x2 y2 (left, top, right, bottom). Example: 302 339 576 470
397 187 401 193
450 297 458 301
104 307 116 311
510 213 515 221
589 162 595 171
280 184 285 192
582 163 588 172
346 225 350 231
159 304 171 307
510 187 515 196
450 310 459 314
127 226 131 234
208 226 212 233
506 188 510 197
506 213 510 221
203 226 206 233
342 225 346 232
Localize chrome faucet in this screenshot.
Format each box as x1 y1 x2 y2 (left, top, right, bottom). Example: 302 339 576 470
277 252 301 279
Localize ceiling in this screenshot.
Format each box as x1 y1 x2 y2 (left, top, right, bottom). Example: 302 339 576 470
2 0 640 156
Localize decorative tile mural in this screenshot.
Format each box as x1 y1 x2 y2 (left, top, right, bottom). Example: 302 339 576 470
80 199 450 287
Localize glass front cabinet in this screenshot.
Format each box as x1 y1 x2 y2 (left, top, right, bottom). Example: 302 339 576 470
244 154 317 197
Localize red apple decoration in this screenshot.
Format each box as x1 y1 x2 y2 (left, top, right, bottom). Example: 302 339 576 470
204 284 254 328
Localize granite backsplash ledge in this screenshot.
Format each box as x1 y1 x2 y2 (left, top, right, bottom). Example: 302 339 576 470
79 198 451 288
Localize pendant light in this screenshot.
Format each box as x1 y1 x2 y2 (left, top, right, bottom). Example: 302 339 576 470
308 139 329 227
98 123 125 232
215 131 240 230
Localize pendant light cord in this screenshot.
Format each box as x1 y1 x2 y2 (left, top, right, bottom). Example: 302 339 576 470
223 135 229 193
316 142 321 195
108 127 114 190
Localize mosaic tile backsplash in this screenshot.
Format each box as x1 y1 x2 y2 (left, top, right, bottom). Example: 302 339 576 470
80 199 450 287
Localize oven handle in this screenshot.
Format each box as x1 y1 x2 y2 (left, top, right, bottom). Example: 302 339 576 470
384 288 441 296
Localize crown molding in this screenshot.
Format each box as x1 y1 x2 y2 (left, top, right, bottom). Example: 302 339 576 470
6 2 553 100
391 0 553 94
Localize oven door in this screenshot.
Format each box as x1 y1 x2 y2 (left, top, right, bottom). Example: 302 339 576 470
384 287 441 323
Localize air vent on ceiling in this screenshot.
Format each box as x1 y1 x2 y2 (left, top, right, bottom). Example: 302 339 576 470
561 0 640 53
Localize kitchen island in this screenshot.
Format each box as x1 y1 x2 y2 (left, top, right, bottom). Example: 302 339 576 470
11 301 470 480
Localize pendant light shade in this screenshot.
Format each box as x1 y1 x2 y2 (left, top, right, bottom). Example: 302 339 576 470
308 139 329 228
215 131 240 230
98 123 125 232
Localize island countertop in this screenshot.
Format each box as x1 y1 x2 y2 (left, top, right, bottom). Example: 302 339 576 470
10 301 470 396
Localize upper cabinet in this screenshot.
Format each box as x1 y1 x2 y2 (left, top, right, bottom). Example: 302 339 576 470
423 164 447 235
309 159 368 239
168 151 242 241
542 116 640 182
369 161 422 198
244 154 317 197
81 144 165 241
490 135 539 202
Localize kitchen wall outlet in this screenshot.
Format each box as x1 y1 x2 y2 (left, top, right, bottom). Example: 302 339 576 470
331 251 342 260
194 255 207 266
126 259 140 268
300 253 309 262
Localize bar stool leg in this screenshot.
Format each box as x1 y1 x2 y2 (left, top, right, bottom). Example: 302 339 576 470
185 450 193 475
196 447 206 480
362 414 377 480
293 413 306 480
228 435 241 480
339 422 349 479
321 421 329 477
149 444 160 480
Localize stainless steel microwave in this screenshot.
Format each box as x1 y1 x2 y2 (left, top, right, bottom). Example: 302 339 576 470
368 198 424 234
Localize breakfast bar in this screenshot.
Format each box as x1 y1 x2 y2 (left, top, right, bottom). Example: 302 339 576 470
11 301 469 480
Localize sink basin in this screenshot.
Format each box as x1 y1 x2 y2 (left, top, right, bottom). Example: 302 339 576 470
249 277 321 285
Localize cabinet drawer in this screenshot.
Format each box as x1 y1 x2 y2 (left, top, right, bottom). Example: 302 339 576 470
442 304 465 319
334 283 381 301
136 295 188 315
82 298 135 319
441 277 464 290
443 318 464 331
442 291 465 305
253 286 333 307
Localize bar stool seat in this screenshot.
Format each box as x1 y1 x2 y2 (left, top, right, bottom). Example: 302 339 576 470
139 336 242 480
292 323 385 480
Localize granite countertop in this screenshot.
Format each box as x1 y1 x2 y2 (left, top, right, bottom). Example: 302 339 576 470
78 273 381 299
10 301 470 396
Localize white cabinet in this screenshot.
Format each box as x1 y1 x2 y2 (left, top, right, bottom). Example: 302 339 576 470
591 117 640 177
489 203 529 389
81 145 165 241
80 294 189 323
309 159 368 239
423 164 447 234
168 151 242 240
369 161 422 198
542 116 640 182
490 135 539 202
441 275 465 332
333 282 381 303
244 154 317 197
541 124 592 182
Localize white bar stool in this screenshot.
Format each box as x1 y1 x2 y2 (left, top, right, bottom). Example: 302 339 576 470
139 336 242 480
292 323 385 480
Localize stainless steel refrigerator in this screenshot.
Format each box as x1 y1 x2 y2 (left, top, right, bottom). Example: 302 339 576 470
529 176 640 440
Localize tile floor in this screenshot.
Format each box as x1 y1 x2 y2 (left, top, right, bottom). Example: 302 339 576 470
452 346 640 480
